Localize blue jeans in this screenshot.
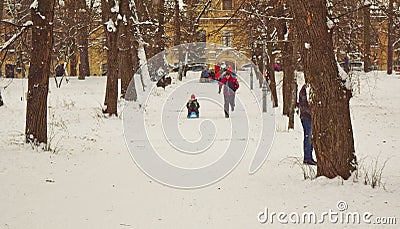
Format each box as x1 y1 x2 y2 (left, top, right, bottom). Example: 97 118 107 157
301 118 313 161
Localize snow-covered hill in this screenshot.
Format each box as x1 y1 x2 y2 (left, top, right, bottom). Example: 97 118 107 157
0 71 399 228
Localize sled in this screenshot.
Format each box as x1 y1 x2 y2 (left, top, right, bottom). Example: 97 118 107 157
187 112 199 119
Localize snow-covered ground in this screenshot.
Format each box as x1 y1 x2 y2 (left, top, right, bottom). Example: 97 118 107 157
0 70 399 228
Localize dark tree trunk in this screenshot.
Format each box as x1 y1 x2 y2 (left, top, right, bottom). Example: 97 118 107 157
155 0 165 54
26 0 56 144
102 0 119 116
267 43 278 108
288 0 357 179
78 0 90 79
0 0 4 20
118 0 134 98
363 4 371 72
70 52 78 76
387 0 394 75
282 41 296 129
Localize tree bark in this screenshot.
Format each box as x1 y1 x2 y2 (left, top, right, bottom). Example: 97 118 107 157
0 0 4 20
155 0 165 54
387 0 394 75
282 41 296 129
118 0 134 98
267 43 278 108
70 52 78 76
26 0 56 144
102 0 119 116
363 3 371 72
288 0 357 179
78 0 90 79
174 0 184 81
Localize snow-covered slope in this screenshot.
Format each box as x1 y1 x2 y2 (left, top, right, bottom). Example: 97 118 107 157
0 71 398 228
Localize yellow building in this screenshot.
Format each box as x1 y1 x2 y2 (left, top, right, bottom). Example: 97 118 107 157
197 0 250 69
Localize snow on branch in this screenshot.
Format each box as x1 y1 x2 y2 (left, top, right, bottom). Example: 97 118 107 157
30 0 39 9
0 22 32 52
105 19 117 32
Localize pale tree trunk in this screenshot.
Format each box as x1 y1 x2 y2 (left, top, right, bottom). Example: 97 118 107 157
102 0 119 116
78 0 90 79
174 0 184 81
26 0 56 144
363 3 371 72
288 0 357 179
387 0 394 75
130 0 151 89
118 0 134 98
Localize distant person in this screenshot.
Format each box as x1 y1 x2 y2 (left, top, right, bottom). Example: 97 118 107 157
201 67 209 79
214 65 221 80
209 69 216 81
218 69 239 118
186 94 200 118
55 64 64 77
298 84 317 166
0 89 3 107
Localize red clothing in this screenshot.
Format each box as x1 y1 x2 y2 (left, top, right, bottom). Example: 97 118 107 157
215 65 221 80
219 76 239 95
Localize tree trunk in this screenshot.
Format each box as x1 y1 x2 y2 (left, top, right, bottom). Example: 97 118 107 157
363 4 371 72
267 43 278 108
155 0 165 54
26 0 56 144
102 0 119 116
174 0 184 81
387 0 394 75
0 0 4 20
288 0 357 179
118 0 134 98
78 0 90 79
282 41 296 129
70 52 78 76
131 0 151 89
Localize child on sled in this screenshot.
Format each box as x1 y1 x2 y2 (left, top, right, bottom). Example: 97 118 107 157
186 94 200 118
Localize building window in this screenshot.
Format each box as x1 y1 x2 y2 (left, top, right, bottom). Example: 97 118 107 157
222 30 232 47
222 0 232 10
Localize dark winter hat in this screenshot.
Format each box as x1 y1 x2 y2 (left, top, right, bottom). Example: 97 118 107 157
191 94 196 99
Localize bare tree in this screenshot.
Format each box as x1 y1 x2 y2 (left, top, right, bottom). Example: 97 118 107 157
288 0 357 179
364 1 371 72
118 0 135 98
77 0 90 79
25 0 56 144
101 0 119 116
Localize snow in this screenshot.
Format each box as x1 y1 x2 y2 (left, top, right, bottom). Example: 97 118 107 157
30 0 38 10
24 21 33 26
0 70 399 228
105 18 117 32
111 0 119 13
326 16 334 29
178 0 186 10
